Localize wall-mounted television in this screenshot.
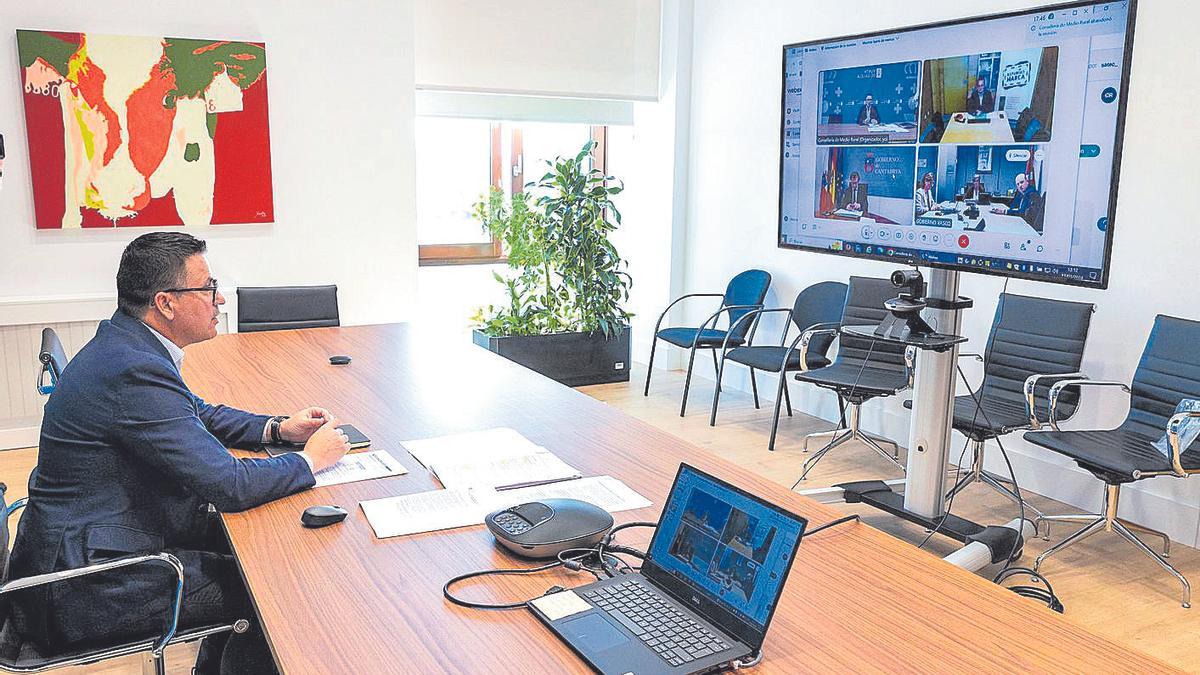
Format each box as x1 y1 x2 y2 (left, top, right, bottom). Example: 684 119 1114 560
778 0 1136 289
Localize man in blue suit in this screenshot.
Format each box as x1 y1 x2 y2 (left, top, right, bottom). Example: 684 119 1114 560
991 172 1042 222
8 232 351 674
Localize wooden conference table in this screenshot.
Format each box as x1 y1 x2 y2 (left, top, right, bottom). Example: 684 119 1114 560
182 324 1174 674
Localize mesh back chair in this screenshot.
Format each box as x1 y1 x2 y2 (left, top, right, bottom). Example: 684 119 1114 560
709 281 848 451
791 277 911 484
0 484 248 673
903 293 1094 523
236 285 340 333
35 329 68 396
1024 315 1200 608
644 270 772 417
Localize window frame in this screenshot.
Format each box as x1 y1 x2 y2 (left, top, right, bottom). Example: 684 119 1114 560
417 121 610 266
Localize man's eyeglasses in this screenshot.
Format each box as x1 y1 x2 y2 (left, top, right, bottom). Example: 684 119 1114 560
162 279 220 305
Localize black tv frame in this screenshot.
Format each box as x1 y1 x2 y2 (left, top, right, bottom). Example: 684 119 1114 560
776 0 1138 290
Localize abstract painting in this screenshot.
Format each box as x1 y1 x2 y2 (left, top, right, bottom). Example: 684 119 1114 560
17 30 274 229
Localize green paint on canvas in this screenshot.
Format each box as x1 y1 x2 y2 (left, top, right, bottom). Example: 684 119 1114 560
206 112 218 140
162 38 267 99
184 143 201 162
16 30 80 76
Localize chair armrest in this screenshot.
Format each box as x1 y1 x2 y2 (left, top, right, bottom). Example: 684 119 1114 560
1023 372 1087 430
6 497 27 517
958 352 984 362
1047 379 1130 432
1166 411 1200 477
652 293 725 335
0 553 186 658
724 308 792 350
905 346 917 390
798 328 840 373
36 363 55 396
695 304 763 347
778 321 840 371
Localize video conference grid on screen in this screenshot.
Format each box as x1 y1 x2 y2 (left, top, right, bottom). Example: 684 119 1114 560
649 469 804 628
779 2 1131 286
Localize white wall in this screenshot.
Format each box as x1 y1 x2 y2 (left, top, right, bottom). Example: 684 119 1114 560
0 0 417 327
610 0 693 366
682 1 1200 544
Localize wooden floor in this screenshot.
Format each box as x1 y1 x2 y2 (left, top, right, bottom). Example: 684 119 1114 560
2 363 1197 673
582 365 1200 673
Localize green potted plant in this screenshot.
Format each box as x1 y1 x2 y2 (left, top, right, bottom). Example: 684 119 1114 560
470 141 633 386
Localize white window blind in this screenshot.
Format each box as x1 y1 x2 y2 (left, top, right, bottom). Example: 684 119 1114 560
414 0 662 102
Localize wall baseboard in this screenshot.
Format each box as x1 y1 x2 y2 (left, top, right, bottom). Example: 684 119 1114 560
0 297 229 448
0 422 39 452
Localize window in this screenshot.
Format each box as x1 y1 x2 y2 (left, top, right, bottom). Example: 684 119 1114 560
416 119 613 265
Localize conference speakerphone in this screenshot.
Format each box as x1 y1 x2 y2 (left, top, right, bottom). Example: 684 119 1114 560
485 499 614 559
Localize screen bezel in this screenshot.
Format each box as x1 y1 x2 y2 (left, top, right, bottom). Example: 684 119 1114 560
642 463 808 650
776 0 1138 290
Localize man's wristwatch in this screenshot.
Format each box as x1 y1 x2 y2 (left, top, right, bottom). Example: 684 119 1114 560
269 415 289 445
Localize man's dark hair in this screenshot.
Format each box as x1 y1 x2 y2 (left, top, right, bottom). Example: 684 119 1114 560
117 232 207 316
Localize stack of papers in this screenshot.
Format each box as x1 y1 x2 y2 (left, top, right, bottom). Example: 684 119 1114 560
403 427 582 491
360 475 652 539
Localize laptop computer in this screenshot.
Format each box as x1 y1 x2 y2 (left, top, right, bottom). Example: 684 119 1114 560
528 464 807 674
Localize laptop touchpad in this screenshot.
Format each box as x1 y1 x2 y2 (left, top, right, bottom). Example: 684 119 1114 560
562 614 629 652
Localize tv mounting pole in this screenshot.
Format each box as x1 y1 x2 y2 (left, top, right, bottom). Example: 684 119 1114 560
802 266 1032 572
903 266 960 519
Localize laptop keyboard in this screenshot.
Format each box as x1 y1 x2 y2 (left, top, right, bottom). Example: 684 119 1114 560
582 579 730 668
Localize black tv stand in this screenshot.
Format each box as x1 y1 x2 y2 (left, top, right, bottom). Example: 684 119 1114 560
842 324 967 353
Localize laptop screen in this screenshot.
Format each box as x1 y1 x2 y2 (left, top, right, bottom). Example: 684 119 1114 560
644 465 806 637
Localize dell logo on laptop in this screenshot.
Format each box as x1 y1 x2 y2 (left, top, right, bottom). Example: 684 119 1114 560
691 596 701 605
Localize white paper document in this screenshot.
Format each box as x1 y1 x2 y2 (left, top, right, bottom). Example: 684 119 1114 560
360 487 493 538
401 427 543 468
359 476 652 539
430 449 582 491
495 476 652 513
312 450 407 488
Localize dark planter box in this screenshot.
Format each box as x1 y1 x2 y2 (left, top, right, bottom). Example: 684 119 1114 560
472 328 631 387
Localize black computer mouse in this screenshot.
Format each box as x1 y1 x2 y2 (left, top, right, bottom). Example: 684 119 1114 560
329 355 352 365
301 505 348 528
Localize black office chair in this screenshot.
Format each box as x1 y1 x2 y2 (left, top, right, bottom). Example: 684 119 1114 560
791 276 910 484
236 285 340 333
36 328 68 396
709 281 848 451
1024 315 1200 608
903 293 1094 523
644 270 772 417
1023 191 1046 233
0 484 248 673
